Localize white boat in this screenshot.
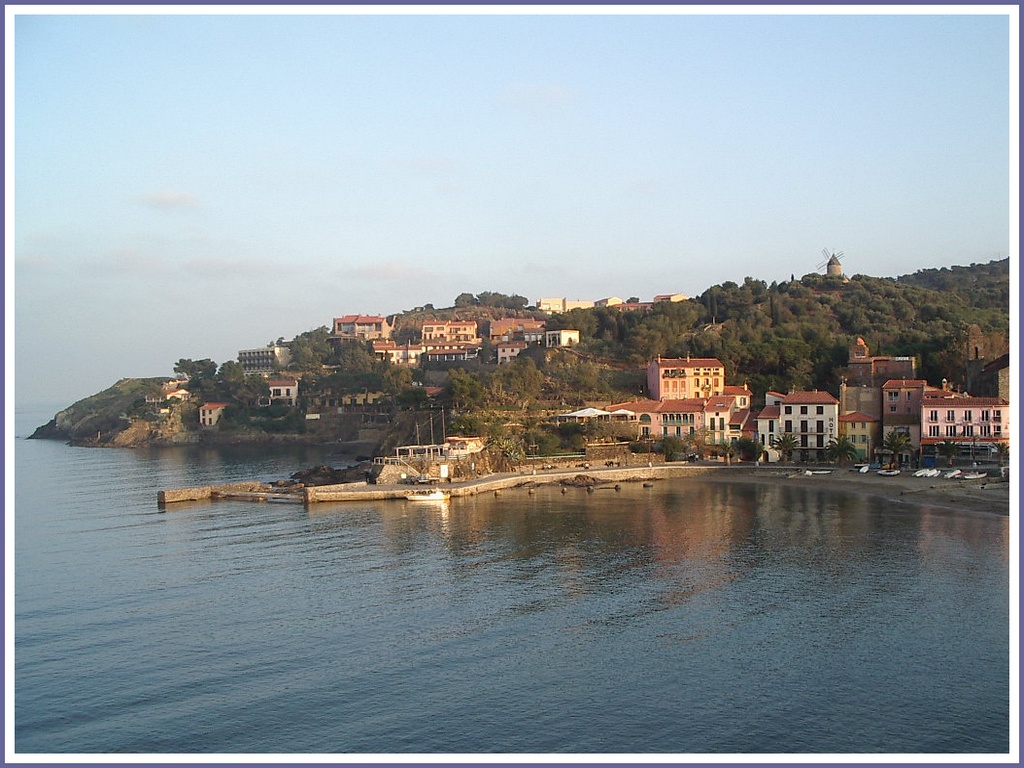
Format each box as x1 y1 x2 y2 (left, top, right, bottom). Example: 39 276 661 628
806 470 833 475
959 471 987 480
944 469 962 479
859 464 871 474
405 489 451 502
927 468 942 477
913 469 930 477
877 469 901 476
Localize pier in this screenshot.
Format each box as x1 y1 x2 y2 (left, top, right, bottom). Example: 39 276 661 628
157 464 757 507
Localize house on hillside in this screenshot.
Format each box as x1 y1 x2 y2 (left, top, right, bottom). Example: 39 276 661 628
332 315 393 341
647 357 725 400
199 402 230 427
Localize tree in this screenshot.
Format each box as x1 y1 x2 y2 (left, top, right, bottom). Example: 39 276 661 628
881 430 912 468
445 369 485 411
824 435 858 466
174 358 217 381
936 439 961 467
771 433 799 463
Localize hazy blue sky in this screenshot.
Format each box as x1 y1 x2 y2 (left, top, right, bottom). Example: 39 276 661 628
9 7 1015 407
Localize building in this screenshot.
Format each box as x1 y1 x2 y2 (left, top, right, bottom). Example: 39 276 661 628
332 315 393 341
880 379 941 452
838 412 881 462
421 320 481 344
237 345 292 375
497 341 528 364
267 378 299 406
545 329 580 348
372 340 427 367
777 390 840 463
845 337 916 386
199 402 229 427
488 318 546 344
919 394 1010 463
653 293 688 303
647 357 725 401
537 298 595 313
754 403 782 461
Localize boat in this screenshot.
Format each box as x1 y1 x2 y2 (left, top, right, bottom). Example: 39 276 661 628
944 469 962 479
405 489 451 502
913 469 930 477
877 468 901 476
959 471 987 480
859 464 871 474
806 470 833 475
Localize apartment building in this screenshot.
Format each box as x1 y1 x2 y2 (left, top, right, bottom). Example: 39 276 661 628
919 394 1010 463
647 357 725 400
838 412 881 462
238 345 292 375
774 390 840 463
332 315 393 341
372 340 427 367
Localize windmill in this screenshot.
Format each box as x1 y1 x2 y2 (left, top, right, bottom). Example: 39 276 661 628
817 248 844 277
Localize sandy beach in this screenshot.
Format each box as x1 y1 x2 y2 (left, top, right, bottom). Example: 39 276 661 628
692 465 1012 517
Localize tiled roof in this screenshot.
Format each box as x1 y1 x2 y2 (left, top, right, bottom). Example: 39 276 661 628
921 395 1009 406
756 405 781 419
781 390 839 404
881 379 930 388
652 357 723 368
839 412 878 422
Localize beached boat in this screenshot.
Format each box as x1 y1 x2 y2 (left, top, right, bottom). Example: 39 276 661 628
806 470 833 475
405 489 451 502
877 468 901 476
913 469 931 477
958 471 987 480
944 469 963 479
858 464 871 474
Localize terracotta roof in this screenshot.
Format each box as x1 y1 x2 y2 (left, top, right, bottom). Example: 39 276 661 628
839 412 879 422
881 379 930 389
756 405 781 419
200 402 230 410
729 408 750 426
921 395 1009 406
704 398 734 412
656 399 706 413
335 315 385 324
722 385 752 395
781 390 839 405
651 357 724 368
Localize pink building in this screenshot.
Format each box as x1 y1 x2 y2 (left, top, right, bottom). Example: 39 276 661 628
919 394 1010 463
646 357 725 400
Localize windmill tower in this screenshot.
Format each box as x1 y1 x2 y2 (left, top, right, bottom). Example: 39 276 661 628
817 248 845 278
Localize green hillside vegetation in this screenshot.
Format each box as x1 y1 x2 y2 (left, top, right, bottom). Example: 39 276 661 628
31 262 1009 451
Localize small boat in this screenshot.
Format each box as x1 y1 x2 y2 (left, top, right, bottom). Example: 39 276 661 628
913 469 930 477
806 470 833 475
959 471 987 480
927 468 942 477
859 464 871 474
877 469 901 476
405 489 451 502
944 469 962 479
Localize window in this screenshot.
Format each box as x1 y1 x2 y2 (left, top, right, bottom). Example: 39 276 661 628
947 410 956 422
963 411 972 422
980 425 991 437
800 406 808 415
890 406 897 413
816 406 824 415
993 410 1002 421
981 410 990 422
946 426 957 437
929 410 938 422
964 425 974 437
928 426 939 437
906 392 912 401
768 422 775 433
887 391 899 402
784 420 793 432
800 420 808 433
784 406 792 415
816 420 824 433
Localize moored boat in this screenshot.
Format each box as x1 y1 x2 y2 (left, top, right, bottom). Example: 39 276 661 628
406 489 451 502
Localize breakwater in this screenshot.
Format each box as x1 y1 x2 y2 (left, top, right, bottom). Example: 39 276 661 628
156 464 793 507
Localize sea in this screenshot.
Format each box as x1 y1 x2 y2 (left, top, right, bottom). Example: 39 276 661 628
9 403 1014 758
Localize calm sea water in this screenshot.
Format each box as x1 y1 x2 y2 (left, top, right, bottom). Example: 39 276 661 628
11 405 1013 755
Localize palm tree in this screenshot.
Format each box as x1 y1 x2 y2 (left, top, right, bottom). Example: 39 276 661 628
824 435 858 466
881 430 912 469
714 440 739 465
936 439 960 467
770 433 799 464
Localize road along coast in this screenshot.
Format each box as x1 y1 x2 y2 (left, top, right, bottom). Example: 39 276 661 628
157 463 1010 517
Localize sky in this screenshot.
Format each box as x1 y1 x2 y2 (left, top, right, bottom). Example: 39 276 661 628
7 5 1017 408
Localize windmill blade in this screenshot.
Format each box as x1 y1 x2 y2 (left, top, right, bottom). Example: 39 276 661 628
822 248 831 259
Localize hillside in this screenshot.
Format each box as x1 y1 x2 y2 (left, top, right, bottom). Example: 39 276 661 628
30 260 1010 447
